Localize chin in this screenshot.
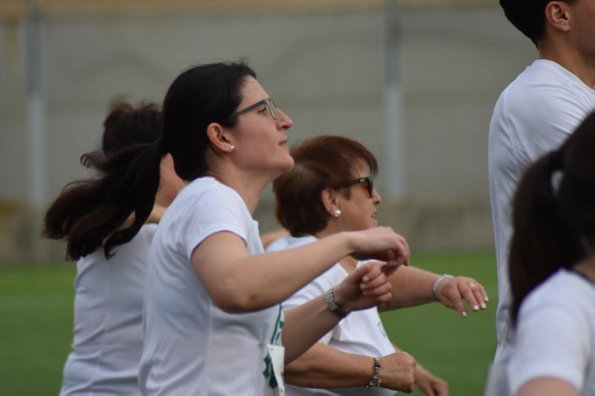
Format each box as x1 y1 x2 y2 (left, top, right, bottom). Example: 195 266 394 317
270 159 295 181
280 157 295 172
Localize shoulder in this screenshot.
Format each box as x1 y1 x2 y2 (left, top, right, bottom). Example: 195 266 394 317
167 177 247 219
509 270 595 394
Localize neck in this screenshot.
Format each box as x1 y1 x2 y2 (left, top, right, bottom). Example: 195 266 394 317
315 227 357 273
573 253 595 283
540 41 595 88
207 170 271 215
315 222 345 240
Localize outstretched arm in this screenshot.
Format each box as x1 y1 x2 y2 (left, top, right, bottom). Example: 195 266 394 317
381 266 488 317
192 227 408 312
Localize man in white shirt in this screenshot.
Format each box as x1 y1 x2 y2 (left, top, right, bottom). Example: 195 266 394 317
489 0 595 364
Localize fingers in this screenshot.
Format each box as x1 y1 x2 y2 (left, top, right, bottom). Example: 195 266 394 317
469 279 489 305
458 278 488 313
360 261 383 283
437 277 489 317
360 263 393 299
335 263 393 311
352 227 411 266
397 234 411 266
451 295 468 318
385 233 410 267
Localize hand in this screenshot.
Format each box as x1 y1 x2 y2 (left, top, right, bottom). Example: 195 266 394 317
435 276 489 317
349 227 410 268
415 364 448 396
333 262 393 313
378 351 417 392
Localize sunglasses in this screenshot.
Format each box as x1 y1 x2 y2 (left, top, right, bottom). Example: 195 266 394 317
337 177 374 198
230 98 279 120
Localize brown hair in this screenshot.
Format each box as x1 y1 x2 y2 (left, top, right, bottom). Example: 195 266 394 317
273 135 378 236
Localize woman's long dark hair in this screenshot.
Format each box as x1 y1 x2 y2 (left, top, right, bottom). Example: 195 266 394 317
44 62 255 259
509 111 595 325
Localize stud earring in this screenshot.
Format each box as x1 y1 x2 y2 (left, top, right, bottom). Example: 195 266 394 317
229 145 235 151
332 209 342 218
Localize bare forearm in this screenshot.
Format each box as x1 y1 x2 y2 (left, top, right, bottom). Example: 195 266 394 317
195 232 355 312
282 298 344 363
285 343 373 388
382 266 437 310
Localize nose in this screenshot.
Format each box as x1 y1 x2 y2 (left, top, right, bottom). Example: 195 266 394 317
276 108 293 131
373 188 382 205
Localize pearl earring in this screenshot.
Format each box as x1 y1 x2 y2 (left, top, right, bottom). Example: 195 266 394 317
332 209 342 218
229 145 235 151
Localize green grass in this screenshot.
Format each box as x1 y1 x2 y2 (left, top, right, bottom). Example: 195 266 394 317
0 252 497 396
0 264 75 396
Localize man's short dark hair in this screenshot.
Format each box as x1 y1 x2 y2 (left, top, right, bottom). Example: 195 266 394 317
500 0 577 46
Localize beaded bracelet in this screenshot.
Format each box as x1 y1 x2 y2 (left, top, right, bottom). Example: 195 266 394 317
366 357 382 389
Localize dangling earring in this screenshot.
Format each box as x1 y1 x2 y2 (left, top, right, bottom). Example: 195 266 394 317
229 145 235 151
332 209 342 218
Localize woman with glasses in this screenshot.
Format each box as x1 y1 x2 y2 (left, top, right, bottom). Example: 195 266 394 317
43 62 410 396
268 135 489 396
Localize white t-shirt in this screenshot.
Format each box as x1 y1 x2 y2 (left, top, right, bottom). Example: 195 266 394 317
139 177 285 396
268 235 396 396
508 269 595 396
60 224 157 396
489 59 595 361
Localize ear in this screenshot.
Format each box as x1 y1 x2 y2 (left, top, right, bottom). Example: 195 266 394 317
545 1 572 33
205 122 235 153
320 187 341 216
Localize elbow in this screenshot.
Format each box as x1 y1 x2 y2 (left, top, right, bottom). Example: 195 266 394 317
211 287 263 313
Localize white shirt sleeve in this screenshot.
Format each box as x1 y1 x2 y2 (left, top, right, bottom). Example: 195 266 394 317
508 303 589 394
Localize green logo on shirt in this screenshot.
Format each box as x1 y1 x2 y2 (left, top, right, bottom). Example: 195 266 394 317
263 305 284 389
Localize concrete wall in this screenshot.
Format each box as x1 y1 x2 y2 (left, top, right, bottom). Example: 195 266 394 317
0 4 536 260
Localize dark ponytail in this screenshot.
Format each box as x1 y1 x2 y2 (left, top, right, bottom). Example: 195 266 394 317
509 111 595 325
44 61 256 259
44 143 163 259
43 101 164 259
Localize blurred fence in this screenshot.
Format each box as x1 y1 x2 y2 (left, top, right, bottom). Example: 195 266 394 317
0 0 533 261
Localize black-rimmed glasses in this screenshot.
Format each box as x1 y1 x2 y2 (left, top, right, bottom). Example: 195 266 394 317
230 98 278 120
337 177 374 198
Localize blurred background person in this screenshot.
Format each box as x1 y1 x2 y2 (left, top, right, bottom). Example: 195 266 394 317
43 101 186 396
269 135 489 396
507 111 595 396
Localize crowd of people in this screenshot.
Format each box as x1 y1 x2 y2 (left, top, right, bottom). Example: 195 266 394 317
42 0 595 395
